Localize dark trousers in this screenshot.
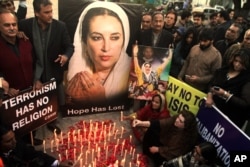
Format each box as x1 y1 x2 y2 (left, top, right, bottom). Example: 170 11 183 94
142 126 166 166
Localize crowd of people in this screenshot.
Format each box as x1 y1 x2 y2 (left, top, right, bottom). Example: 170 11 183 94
130 2 250 167
0 0 250 166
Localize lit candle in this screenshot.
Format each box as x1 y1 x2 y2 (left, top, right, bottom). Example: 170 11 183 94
121 141 125 156
50 140 54 153
114 145 117 155
93 130 96 143
97 147 100 159
101 121 104 131
105 145 108 160
129 135 132 143
78 129 81 141
124 149 127 160
103 140 106 149
58 153 62 162
116 138 120 146
84 129 86 140
74 148 76 162
129 146 133 155
81 145 84 154
80 158 83 167
43 140 46 153
80 134 83 145
108 132 111 141
82 120 85 131
60 132 63 144
120 127 124 138
67 132 70 149
100 130 103 142
74 136 77 147
120 159 125 167
132 148 135 159
108 123 111 134
54 129 57 141
85 151 88 165
129 162 132 167
137 153 139 162
120 111 123 121
88 141 90 151
91 148 94 162
65 149 68 160
115 160 118 165
114 129 118 139
112 122 116 135
56 139 59 151
103 129 106 143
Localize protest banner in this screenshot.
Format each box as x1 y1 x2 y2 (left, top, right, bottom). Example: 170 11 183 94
0 80 58 136
128 45 171 100
59 0 143 116
166 76 206 116
196 100 250 167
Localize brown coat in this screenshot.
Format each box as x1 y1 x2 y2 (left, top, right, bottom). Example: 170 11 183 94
158 116 198 161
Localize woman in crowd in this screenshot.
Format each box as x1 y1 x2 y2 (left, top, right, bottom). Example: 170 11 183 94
124 93 170 141
66 1 131 102
205 48 250 128
162 141 218 167
133 110 199 166
170 27 197 78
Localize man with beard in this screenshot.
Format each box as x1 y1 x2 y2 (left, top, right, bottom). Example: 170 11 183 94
178 28 222 92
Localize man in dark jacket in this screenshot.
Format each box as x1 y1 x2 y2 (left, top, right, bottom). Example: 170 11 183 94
137 11 173 48
18 0 74 134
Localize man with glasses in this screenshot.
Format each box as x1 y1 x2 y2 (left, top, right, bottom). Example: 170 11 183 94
223 29 250 66
214 23 242 57
0 0 27 20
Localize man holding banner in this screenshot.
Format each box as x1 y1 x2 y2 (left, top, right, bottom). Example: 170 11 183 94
0 9 43 145
19 0 74 133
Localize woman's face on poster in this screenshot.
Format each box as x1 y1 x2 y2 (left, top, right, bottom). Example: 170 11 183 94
144 63 151 74
86 15 124 71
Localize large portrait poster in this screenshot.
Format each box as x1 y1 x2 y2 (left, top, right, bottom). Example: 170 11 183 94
0 80 58 136
58 1 143 117
128 45 171 100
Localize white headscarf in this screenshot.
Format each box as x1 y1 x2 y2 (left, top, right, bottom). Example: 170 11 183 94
67 1 131 98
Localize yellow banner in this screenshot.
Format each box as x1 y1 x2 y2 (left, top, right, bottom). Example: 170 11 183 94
166 76 206 116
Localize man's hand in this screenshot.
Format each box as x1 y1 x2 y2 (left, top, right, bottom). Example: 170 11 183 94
149 146 159 154
8 88 19 97
17 31 29 41
33 80 43 90
55 55 68 67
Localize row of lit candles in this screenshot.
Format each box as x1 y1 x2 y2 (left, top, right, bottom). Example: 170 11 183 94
42 112 144 166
